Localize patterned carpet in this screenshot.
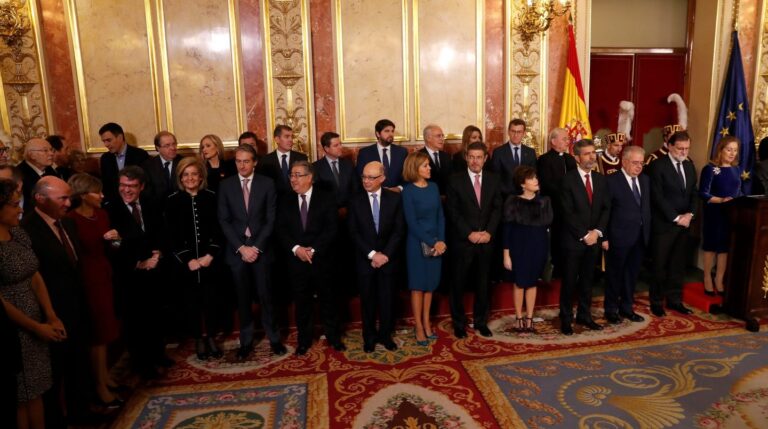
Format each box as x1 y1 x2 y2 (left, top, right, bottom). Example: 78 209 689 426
112 296 765 428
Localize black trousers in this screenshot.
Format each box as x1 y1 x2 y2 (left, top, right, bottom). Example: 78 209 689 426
358 268 395 345
604 237 645 314
650 227 688 307
450 243 493 329
289 260 340 347
230 259 280 346
560 243 600 322
119 268 165 368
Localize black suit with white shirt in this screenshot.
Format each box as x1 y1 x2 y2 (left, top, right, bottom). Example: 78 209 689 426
141 154 183 207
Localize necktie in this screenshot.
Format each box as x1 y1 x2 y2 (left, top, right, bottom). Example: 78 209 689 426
473 174 482 206
129 201 144 230
281 154 289 181
242 178 251 237
513 146 520 166
585 173 593 205
54 220 77 264
382 148 390 175
433 152 440 170
300 194 308 231
371 193 380 233
676 161 686 190
632 176 641 206
163 161 171 186
331 160 340 186
44 166 58 177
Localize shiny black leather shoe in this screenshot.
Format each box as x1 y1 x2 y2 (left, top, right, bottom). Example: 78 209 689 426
575 318 603 331
270 342 287 356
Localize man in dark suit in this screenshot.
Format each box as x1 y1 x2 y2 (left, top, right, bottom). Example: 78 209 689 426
258 125 308 195
348 161 405 352
141 131 183 206
99 122 149 204
19 138 59 212
218 145 286 359
419 124 452 195
603 146 651 324
446 142 502 338
536 127 577 277
277 161 343 355
313 131 360 208
46 135 74 181
558 139 611 335
647 131 697 317
22 176 87 426
491 118 537 197
356 119 408 191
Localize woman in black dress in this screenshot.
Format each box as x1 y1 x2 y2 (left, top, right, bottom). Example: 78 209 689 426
502 166 553 333
199 134 235 193
166 158 224 360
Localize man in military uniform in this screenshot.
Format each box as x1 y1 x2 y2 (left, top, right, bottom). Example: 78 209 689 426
597 133 624 175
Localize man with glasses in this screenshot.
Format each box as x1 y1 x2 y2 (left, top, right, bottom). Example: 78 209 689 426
491 119 537 198
418 124 452 195
19 138 59 211
142 131 183 207
348 161 405 352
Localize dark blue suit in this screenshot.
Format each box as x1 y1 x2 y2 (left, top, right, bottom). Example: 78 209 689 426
313 156 360 208
356 143 408 189
491 142 537 196
604 171 651 315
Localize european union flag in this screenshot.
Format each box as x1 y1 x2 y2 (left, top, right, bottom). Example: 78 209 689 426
711 31 756 194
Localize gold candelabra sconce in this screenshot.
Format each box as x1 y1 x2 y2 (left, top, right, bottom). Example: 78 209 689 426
513 0 571 49
0 0 28 60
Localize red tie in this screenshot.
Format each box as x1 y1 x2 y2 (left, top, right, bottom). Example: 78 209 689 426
585 173 593 205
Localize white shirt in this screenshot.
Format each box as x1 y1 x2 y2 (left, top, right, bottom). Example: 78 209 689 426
292 186 314 255
238 172 254 183
467 168 482 186
621 168 640 196
325 154 339 167
276 149 291 166
575 166 602 239
366 188 382 259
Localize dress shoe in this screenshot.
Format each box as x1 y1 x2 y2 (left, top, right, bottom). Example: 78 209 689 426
295 344 310 356
453 327 467 339
363 343 375 353
382 340 398 351
620 312 645 322
561 322 574 336
605 313 622 325
329 340 346 352
236 343 253 360
155 355 175 368
668 303 693 315
207 337 223 359
651 306 666 317
476 326 493 337
575 318 603 331
195 339 209 360
270 342 287 356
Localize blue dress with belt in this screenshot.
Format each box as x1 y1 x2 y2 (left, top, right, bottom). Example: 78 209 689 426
699 164 742 253
402 182 445 292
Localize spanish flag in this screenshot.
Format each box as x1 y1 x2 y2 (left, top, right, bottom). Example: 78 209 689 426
559 23 592 144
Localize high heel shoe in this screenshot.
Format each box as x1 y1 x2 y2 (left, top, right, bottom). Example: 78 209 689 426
426 332 438 340
514 317 524 333
525 317 536 334
206 337 223 359
415 329 429 346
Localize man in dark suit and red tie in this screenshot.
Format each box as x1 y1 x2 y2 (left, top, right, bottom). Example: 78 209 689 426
491 119 537 198
445 142 502 339
348 161 405 353
99 123 149 204
356 119 408 191
558 139 611 335
603 146 651 324
258 125 308 195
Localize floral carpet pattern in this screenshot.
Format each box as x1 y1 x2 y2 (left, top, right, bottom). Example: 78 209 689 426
115 297 761 428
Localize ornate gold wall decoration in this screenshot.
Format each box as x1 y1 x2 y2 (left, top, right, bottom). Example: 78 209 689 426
262 0 315 159
0 0 52 162
753 1 768 143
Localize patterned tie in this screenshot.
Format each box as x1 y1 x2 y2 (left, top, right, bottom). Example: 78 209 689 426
54 220 77 264
281 154 289 181
371 193 380 233
382 148 390 176
300 194 308 231
331 160 340 186
585 173 593 205
632 177 641 206
129 201 144 230
473 174 482 206
242 178 251 237
513 146 520 166
676 161 686 190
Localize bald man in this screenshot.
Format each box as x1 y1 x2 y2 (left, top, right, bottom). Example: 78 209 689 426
18 138 59 212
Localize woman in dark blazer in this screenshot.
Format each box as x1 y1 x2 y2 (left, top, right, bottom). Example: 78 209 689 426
199 134 236 193
166 157 223 360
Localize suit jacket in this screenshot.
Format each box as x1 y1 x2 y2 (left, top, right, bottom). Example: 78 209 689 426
217 174 276 264
606 171 651 247
419 147 453 194
647 155 697 233
141 154 184 206
491 142 537 196
18 161 58 212
100 145 150 203
559 169 611 250
21 210 83 332
105 196 162 274
536 149 577 200
445 170 502 247
356 143 408 189
312 156 360 208
276 186 338 272
258 150 308 195
347 189 405 274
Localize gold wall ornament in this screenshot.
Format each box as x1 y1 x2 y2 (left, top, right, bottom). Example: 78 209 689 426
753 2 768 143
0 0 29 60
762 254 768 299
512 0 570 50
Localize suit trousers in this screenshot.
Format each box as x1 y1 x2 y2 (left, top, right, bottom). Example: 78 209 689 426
650 227 688 307
358 269 395 345
230 259 280 346
119 268 165 367
450 243 493 329
604 237 645 315
560 244 600 322
549 220 565 277
289 261 339 347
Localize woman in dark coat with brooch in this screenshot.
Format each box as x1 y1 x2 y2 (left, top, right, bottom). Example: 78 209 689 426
503 166 553 333
166 157 224 359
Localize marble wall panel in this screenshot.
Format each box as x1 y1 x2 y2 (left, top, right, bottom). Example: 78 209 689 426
67 0 159 151
484 0 505 149
160 0 243 146
239 0 268 142
336 0 408 143
415 0 481 140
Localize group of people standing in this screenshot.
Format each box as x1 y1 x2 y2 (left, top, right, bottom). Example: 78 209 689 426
0 114 748 429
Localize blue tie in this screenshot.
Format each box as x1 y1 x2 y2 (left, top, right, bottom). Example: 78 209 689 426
371 193 380 233
513 146 520 166
281 154 289 181
632 177 641 206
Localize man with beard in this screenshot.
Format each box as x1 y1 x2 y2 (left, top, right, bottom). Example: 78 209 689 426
356 119 408 191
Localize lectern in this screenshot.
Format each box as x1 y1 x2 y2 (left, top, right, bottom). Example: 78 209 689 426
724 196 768 331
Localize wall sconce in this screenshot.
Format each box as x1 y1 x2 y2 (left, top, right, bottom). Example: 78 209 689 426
0 0 28 60
513 0 571 48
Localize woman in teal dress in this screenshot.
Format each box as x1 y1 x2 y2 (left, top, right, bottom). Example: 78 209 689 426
699 136 743 295
401 151 446 345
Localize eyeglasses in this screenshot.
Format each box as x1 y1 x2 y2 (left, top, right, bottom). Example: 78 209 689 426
361 174 383 181
0 147 8 154
289 173 310 178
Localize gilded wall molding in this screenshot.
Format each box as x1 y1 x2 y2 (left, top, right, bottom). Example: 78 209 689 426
262 0 316 160
0 0 52 162
753 0 768 142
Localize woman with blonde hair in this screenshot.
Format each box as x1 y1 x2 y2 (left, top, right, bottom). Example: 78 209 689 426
199 134 235 192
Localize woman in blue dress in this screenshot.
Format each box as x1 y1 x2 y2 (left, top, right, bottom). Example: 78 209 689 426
699 136 742 295
502 166 552 333
401 151 446 345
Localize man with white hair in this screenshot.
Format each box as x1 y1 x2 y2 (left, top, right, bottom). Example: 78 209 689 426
418 124 452 195
19 138 59 211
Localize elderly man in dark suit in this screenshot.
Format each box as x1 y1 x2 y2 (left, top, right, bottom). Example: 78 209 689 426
445 142 502 338
99 122 149 204
19 138 59 212
419 124 452 195
491 119 537 197
141 131 183 206
277 161 343 355
356 119 408 191
647 131 697 317
603 146 651 324
258 125 308 195
558 139 611 335
218 144 286 359
348 161 405 352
